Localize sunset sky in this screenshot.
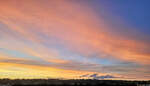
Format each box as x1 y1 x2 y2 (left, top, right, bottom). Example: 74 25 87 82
0 0 150 80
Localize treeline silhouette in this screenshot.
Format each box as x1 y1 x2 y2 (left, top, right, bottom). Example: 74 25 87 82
0 79 150 86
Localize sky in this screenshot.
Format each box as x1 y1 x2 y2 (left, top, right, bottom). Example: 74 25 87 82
0 0 150 80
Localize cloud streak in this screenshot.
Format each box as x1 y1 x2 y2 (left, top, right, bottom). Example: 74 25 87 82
80 73 120 80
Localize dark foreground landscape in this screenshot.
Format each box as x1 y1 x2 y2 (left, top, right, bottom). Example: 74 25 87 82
0 79 150 86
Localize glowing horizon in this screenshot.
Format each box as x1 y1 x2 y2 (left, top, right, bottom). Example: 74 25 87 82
0 0 150 80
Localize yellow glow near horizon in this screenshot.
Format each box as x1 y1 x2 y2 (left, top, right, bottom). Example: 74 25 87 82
0 62 96 79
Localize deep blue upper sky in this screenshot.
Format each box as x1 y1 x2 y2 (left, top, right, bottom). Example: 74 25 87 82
87 0 150 35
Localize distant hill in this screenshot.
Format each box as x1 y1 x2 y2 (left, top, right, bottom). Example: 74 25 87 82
0 79 150 86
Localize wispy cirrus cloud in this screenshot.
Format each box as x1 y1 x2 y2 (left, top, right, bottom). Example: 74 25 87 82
0 0 150 80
